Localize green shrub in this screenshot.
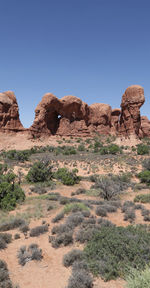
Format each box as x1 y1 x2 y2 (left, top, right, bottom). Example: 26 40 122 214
54 168 80 186
84 225 150 281
26 160 53 183
138 170 150 185
0 182 25 211
108 144 122 155
126 266 150 288
134 194 150 203
78 144 86 152
137 144 149 155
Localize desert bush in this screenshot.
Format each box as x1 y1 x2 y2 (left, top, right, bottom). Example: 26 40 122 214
92 175 128 200
143 158 150 170
26 160 53 183
75 225 101 243
95 206 107 217
0 233 12 250
126 266 150 288
52 212 64 223
137 144 149 155
0 218 26 232
14 233 20 240
1 149 31 162
51 231 73 248
138 170 150 185
0 259 13 287
97 218 115 227
78 144 86 152
17 244 42 266
54 168 80 186
63 249 83 267
67 268 93 288
19 224 30 234
124 209 136 222
108 144 122 155
30 224 48 237
71 188 86 196
141 208 150 217
121 201 135 213
51 223 71 235
134 193 150 203
84 225 150 281
66 212 84 228
0 182 25 211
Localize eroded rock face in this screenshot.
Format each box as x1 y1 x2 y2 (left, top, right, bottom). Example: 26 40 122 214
30 93 61 136
111 109 121 135
140 116 150 138
0 91 23 132
88 103 112 134
119 85 145 137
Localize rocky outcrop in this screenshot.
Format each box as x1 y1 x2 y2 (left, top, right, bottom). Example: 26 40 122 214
0 85 148 139
111 109 121 135
88 103 112 134
140 116 150 138
119 85 145 137
30 93 61 137
0 91 23 132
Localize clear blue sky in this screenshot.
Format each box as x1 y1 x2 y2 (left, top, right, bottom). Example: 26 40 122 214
0 0 150 127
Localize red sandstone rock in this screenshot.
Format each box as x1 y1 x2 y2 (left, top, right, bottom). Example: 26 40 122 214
0 91 23 132
30 93 61 136
111 108 121 135
119 85 145 137
88 103 112 134
140 116 150 138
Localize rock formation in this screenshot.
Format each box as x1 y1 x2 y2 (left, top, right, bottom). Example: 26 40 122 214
88 103 112 134
111 109 121 135
0 91 23 132
140 116 150 138
119 85 145 137
1 85 149 139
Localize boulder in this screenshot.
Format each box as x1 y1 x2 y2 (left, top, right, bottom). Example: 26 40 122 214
0 91 23 132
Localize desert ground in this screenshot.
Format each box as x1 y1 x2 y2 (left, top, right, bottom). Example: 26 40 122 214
0 132 150 288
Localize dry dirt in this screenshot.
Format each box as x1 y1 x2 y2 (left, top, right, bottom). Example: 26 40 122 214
0 133 149 288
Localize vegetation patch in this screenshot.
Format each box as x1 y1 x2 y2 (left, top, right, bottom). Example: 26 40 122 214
134 194 150 203
84 225 150 281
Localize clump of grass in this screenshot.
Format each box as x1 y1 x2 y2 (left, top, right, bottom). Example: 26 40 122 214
64 203 89 214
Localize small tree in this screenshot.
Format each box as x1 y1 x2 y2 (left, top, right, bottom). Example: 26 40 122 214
26 160 53 183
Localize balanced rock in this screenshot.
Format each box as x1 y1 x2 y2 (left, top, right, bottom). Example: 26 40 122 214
0 91 23 132
119 85 145 137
